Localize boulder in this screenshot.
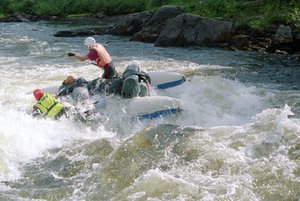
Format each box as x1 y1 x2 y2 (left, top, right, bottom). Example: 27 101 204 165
108 11 153 36
131 5 185 43
269 24 294 53
54 28 107 37
273 25 293 44
155 13 234 47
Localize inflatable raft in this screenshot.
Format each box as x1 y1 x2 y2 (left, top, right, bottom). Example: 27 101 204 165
41 65 185 120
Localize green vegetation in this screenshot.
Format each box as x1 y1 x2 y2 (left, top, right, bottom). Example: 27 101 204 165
0 0 147 16
0 0 299 30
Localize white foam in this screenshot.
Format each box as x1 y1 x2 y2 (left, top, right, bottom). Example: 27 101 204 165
0 107 114 181
162 75 269 127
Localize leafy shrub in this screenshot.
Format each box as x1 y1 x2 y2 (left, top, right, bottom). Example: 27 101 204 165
1 0 299 31
149 0 171 7
0 0 12 14
8 0 34 15
32 0 71 17
102 0 146 15
196 0 238 19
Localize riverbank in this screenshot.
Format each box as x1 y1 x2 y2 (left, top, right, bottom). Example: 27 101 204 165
0 0 299 30
53 5 300 60
1 2 299 59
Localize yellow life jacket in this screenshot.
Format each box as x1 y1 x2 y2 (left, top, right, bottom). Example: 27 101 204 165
34 93 64 119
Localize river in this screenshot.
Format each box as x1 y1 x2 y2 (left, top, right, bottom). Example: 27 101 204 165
0 21 299 201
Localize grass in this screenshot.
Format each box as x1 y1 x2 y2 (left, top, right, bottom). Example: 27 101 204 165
65 13 91 18
146 0 300 30
235 0 300 29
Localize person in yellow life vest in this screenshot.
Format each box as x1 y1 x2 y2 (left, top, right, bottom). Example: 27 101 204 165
32 89 66 120
67 37 119 79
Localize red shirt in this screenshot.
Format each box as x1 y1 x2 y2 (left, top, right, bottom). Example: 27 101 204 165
86 49 98 61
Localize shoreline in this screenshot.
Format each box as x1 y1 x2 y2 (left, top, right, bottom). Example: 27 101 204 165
1 8 299 61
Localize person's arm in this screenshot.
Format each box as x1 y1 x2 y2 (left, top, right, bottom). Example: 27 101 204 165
68 52 89 61
74 55 89 61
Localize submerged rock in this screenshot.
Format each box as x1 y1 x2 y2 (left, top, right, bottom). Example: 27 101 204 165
54 28 107 37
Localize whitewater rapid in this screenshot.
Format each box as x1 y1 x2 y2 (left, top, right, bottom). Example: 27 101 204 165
0 21 299 200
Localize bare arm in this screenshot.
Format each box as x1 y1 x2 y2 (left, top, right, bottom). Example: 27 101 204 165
68 52 89 61
74 55 89 61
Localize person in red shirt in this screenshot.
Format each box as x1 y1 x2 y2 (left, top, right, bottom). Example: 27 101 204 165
68 37 119 79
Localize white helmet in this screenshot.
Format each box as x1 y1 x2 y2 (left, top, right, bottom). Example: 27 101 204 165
84 37 96 48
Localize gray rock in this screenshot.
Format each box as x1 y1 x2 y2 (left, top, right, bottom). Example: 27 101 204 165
109 11 153 36
131 5 185 42
273 25 293 45
268 24 295 53
155 14 234 47
54 28 107 37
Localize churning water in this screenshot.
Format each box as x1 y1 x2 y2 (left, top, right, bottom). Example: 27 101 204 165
0 21 299 201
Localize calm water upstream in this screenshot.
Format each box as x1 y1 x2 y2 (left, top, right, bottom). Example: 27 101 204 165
0 21 299 201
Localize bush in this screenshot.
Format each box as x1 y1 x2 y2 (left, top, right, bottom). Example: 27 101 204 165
149 0 171 7
102 0 146 15
196 0 238 19
68 0 97 14
0 0 12 14
8 0 35 15
1 0 298 31
32 0 72 17
245 0 300 29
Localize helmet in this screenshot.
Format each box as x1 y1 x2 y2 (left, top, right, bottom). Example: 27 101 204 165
33 89 44 100
84 37 96 48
